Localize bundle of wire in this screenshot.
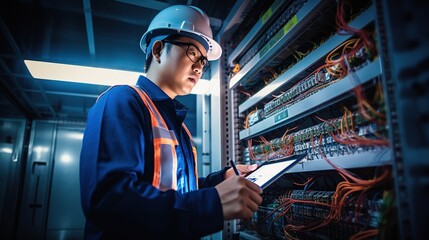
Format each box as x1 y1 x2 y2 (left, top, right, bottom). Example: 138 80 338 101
249 2 390 238
353 82 386 126
247 126 298 161
315 107 389 147
247 91 388 161
257 0 377 122
260 148 390 240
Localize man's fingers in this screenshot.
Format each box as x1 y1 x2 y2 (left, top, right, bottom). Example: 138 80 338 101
237 163 258 174
245 179 263 194
247 164 258 171
246 195 261 211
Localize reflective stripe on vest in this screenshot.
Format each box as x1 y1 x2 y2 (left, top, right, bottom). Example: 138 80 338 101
129 85 198 191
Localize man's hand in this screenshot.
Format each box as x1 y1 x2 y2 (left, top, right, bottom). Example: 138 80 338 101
215 176 263 220
224 163 258 179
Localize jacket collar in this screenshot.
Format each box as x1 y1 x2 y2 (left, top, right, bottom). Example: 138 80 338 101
136 75 171 101
136 75 189 121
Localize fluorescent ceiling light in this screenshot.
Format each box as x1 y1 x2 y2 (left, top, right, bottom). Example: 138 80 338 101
66 132 84 140
24 60 211 95
0 147 13 154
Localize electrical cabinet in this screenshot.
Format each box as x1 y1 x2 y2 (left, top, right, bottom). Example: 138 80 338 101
216 0 429 239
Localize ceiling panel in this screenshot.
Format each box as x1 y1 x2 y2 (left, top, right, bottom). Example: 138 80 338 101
0 0 237 121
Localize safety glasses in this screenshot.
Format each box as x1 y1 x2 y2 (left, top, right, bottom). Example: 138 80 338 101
162 40 210 73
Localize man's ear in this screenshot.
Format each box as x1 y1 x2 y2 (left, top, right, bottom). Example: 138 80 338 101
152 40 163 62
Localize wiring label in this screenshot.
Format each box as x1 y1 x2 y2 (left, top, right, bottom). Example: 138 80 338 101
283 15 298 35
274 109 289 123
261 8 273 25
260 15 298 58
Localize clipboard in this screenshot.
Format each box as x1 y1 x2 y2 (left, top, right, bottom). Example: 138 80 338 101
246 154 307 189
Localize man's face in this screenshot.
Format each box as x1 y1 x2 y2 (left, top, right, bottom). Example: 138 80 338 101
157 36 208 98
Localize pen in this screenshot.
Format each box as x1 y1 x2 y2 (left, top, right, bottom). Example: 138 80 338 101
229 160 240 176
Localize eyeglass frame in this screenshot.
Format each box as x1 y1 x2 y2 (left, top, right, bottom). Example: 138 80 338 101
162 40 210 73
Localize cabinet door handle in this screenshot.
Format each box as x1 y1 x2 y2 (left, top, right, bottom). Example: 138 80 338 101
32 161 47 174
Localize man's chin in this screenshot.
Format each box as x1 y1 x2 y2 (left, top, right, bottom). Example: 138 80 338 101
178 88 193 96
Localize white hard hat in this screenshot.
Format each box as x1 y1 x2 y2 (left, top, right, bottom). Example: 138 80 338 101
140 5 222 61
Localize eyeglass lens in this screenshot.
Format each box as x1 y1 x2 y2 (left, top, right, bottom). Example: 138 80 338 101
164 40 210 73
186 45 210 73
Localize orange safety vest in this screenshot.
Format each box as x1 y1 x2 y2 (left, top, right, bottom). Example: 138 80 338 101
129 85 199 191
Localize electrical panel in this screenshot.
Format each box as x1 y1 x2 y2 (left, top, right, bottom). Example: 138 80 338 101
221 0 402 239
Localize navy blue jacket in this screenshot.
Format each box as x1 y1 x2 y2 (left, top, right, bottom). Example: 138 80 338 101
80 76 226 239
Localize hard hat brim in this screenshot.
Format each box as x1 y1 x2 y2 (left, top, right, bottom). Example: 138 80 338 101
140 28 222 61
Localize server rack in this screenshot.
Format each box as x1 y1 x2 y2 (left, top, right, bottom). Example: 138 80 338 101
216 0 429 239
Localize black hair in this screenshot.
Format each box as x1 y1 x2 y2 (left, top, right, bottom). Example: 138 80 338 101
144 35 182 73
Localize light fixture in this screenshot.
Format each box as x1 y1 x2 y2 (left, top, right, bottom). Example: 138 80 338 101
24 60 211 95
66 132 84 140
0 147 13 154
60 153 72 164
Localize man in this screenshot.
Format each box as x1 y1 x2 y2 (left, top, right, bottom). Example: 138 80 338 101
80 5 263 239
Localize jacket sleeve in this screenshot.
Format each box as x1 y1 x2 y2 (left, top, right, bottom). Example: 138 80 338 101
198 167 230 188
80 86 224 239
